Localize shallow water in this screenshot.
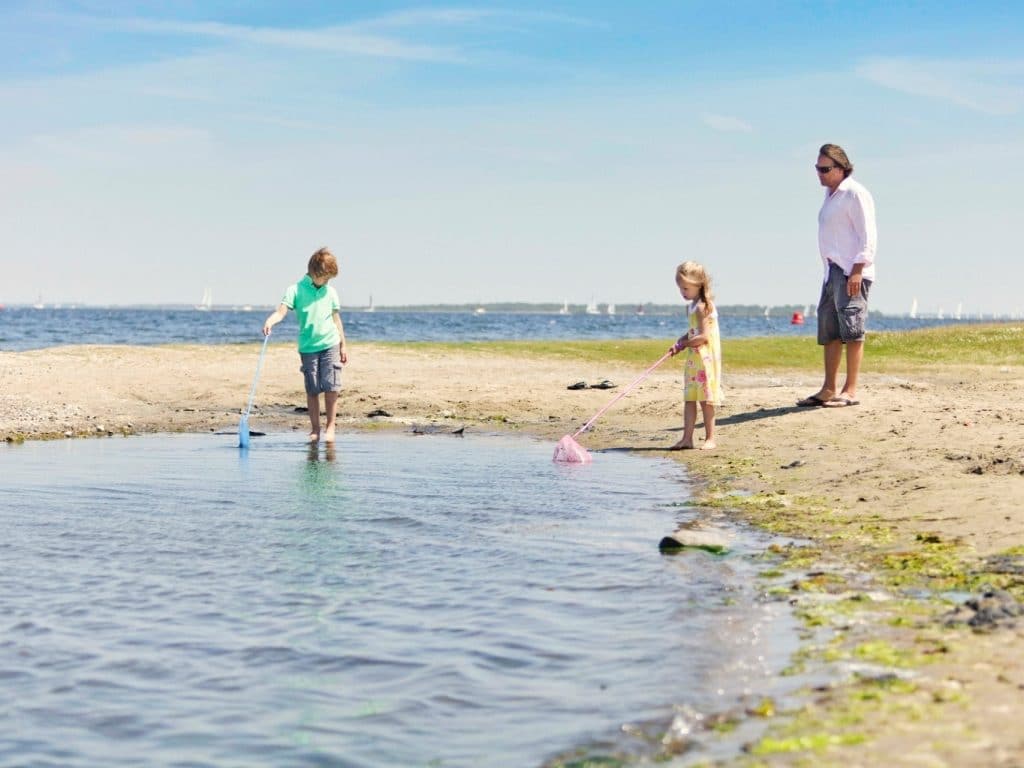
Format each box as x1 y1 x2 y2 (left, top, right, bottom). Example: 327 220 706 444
2 432 793 767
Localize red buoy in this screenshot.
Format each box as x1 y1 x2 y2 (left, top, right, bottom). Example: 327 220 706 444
791 311 804 325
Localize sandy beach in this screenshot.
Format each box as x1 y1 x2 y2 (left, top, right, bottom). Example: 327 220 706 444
3 341 1023 765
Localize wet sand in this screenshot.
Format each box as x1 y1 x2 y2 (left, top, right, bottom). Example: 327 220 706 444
3 342 1023 764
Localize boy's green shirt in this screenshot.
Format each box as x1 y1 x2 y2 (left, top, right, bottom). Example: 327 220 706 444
282 275 341 353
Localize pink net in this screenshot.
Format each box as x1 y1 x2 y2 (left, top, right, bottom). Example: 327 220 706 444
552 435 592 463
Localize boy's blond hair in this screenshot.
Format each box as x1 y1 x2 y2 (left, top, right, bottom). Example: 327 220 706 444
308 247 339 282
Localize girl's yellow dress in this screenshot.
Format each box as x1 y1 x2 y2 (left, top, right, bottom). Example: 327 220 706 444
681 300 723 404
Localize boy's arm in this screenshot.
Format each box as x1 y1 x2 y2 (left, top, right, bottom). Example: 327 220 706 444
263 303 288 336
334 311 348 364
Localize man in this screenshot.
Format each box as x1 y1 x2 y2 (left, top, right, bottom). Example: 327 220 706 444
798 143 877 408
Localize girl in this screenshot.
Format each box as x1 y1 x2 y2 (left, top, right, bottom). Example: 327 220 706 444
667 261 723 450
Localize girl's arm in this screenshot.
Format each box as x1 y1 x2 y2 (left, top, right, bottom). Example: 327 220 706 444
669 334 689 355
333 310 348 364
669 301 713 354
263 303 288 336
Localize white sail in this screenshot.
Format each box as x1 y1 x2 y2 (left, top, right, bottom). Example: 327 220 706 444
954 302 962 320
558 300 569 315
365 294 375 313
195 287 212 311
606 303 615 315
909 297 918 319
585 298 599 315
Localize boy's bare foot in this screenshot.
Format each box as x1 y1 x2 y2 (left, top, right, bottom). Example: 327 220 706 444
323 427 336 443
668 439 694 450
700 440 717 451
308 432 320 443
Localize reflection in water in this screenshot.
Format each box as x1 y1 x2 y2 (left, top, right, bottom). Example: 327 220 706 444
302 442 339 499
306 442 336 463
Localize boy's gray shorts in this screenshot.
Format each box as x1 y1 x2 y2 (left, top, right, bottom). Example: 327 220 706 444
817 262 872 344
299 345 343 395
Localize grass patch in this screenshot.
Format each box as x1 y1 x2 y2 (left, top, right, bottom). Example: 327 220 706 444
385 323 1023 371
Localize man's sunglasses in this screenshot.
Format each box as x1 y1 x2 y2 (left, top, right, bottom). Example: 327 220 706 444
815 164 839 174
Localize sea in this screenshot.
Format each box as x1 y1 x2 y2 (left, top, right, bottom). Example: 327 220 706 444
0 305 997 351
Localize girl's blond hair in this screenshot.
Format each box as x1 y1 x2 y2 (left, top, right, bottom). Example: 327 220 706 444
308 247 339 281
675 261 713 305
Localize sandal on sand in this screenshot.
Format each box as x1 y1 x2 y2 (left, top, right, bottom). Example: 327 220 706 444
567 381 588 390
591 380 617 390
824 395 860 407
796 394 829 407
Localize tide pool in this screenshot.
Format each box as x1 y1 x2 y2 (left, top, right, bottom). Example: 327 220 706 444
1 432 795 766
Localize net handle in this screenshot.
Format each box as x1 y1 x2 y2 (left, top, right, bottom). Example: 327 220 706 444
244 334 272 419
572 349 674 438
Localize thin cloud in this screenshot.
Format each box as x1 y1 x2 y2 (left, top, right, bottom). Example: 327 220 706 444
353 8 599 30
856 56 1024 115
62 15 463 62
30 124 211 163
700 113 754 133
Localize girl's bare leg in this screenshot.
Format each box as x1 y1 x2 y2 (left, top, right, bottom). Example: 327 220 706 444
700 402 717 450
670 401 697 449
323 391 339 443
307 392 321 442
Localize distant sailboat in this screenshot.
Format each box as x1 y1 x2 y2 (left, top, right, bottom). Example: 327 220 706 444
473 305 487 315
937 307 944 320
954 302 962 321
606 303 616 316
558 300 569 315
585 298 599 315
196 287 212 311
763 306 771 319
909 297 918 319
365 294 375 313
33 294 45 310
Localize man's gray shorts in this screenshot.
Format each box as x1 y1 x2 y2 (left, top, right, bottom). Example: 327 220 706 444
817 262 872 344
299 345 343 395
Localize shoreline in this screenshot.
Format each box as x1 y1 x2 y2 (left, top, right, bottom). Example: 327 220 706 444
3 341 1024 764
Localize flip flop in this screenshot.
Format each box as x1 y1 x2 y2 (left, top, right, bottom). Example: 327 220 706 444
567 381 588 390
591 380 617 390
824 396 860 407
796 394 829 407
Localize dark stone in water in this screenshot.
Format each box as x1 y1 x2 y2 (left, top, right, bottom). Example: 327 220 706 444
658 528 729 554
944 589 1024 630
411 424 466 436
366 408 391 418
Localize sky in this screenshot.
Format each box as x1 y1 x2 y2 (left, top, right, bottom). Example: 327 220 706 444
2 1 1023 316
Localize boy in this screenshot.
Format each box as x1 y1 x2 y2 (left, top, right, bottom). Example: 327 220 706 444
263 247 348 443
